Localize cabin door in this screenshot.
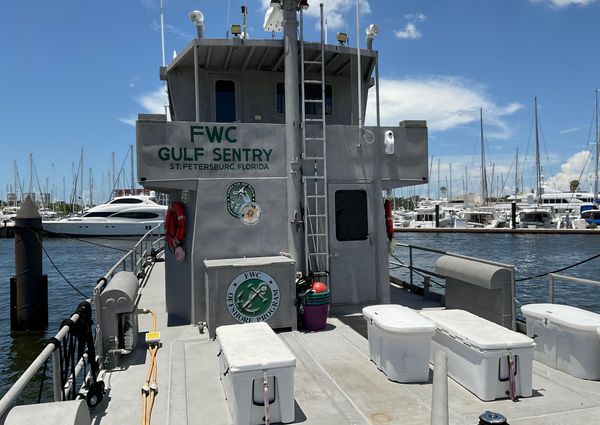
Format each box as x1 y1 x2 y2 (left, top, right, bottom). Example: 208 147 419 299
328 183 377 305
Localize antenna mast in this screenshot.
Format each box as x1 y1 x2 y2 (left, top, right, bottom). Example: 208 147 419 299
160 0 168 118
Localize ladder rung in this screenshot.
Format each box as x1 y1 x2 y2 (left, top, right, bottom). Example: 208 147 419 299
304 80 322 84
308 233 327 237
305 118 324 122
306 195 326 199
308 252 328 256
304 60 322 65
304 99 323 103
304 176 326 180
307 213 327 218
305 137 324 141
304 156 324 160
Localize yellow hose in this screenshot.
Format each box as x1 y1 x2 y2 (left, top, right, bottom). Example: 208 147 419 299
141 309 159 425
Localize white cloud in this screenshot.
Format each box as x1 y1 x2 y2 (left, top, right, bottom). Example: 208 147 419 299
118 117 136 126
395 13 427 40
365 77 523 139
119 87 168 126
150 21 193 40
559 126 584 134
405 13 427 22
395 23 421 39
545 150 593 191
260 0 371 29
531 0 598 7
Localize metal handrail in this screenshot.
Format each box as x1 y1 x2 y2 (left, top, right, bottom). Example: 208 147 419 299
391 242 517 331
548 273 600 303
0 224 164 417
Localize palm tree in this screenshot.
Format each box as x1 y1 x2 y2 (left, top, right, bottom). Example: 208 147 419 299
569 180 580 193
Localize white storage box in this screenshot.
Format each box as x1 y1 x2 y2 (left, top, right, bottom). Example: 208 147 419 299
521 303 600 380
363 305 436 382
420 309 535 401
216 322 296 425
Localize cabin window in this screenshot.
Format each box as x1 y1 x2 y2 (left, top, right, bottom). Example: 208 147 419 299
82 212 113 218
335 190 368 241
215 80 236 122
276 83 333 115
111 212 160 219
109 198 143 204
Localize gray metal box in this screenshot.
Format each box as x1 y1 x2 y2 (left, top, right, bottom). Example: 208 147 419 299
99 271 139 356
204 256 296 337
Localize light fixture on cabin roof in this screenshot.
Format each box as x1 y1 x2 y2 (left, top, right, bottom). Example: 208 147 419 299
188 10 205 38
230 24 242 37
336 32 348 45
299 0 309 10
366 24 379 38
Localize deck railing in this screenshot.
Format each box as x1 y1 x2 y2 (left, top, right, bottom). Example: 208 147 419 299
389 242 517 330
548 273 600 303
0 225 164 418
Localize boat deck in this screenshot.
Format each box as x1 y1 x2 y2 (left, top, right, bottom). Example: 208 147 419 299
93 261 600 425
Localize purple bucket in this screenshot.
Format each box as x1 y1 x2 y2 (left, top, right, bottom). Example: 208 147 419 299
302 303 329 331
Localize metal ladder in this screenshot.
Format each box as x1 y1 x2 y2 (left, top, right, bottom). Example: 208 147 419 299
300 5 329 278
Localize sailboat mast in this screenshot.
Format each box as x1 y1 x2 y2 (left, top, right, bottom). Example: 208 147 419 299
514 148 519 201
534 97 542 204
594 89 599 200
480 108 487 205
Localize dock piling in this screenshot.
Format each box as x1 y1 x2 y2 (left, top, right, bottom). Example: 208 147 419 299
11 195 48 331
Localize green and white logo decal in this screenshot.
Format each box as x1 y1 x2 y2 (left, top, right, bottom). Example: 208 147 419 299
226 271 280 323
226 182 256 218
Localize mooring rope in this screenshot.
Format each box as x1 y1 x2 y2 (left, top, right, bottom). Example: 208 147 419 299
515 251 600 282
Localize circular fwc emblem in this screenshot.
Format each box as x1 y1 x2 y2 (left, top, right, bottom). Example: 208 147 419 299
226 182 256 218
227 271 280 323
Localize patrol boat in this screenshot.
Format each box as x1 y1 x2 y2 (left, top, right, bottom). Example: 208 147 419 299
3 2 600 425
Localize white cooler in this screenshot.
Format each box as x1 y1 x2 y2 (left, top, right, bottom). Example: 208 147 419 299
521 303 600 380
216 322 296 425
420 309 535 401
363 304 436 382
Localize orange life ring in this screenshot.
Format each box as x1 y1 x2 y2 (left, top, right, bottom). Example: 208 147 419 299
165 201 186 249
384 199 394 241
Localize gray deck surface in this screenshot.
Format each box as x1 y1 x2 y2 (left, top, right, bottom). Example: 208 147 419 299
92 262 600 424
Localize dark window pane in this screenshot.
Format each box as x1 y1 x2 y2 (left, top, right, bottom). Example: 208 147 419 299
276 82 332 115
335 190 368 241
109 198 143 204
215 80 236 122
111 212 160 219
276 83 285 114
82 211 113 218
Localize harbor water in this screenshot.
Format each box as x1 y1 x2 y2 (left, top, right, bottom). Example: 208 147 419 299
1 232 600 402
0 236 138 403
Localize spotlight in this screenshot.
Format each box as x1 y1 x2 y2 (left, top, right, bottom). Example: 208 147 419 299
188 10 204 27
336 32 348 45
230 24 242 37
365 24 379 38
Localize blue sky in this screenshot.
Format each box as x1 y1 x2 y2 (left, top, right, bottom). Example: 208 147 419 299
1 0 599 203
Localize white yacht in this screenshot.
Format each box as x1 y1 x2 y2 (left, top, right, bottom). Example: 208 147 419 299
42 195 166 236
518 207 554 228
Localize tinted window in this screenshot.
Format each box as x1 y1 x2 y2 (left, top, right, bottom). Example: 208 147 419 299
109 198 143 204
276 83 333 115
335 190 368 241
82 212 113 218
215 80 236 122
111 212 160 219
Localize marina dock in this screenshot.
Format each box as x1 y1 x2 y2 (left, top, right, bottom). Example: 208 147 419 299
395 227 600 234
